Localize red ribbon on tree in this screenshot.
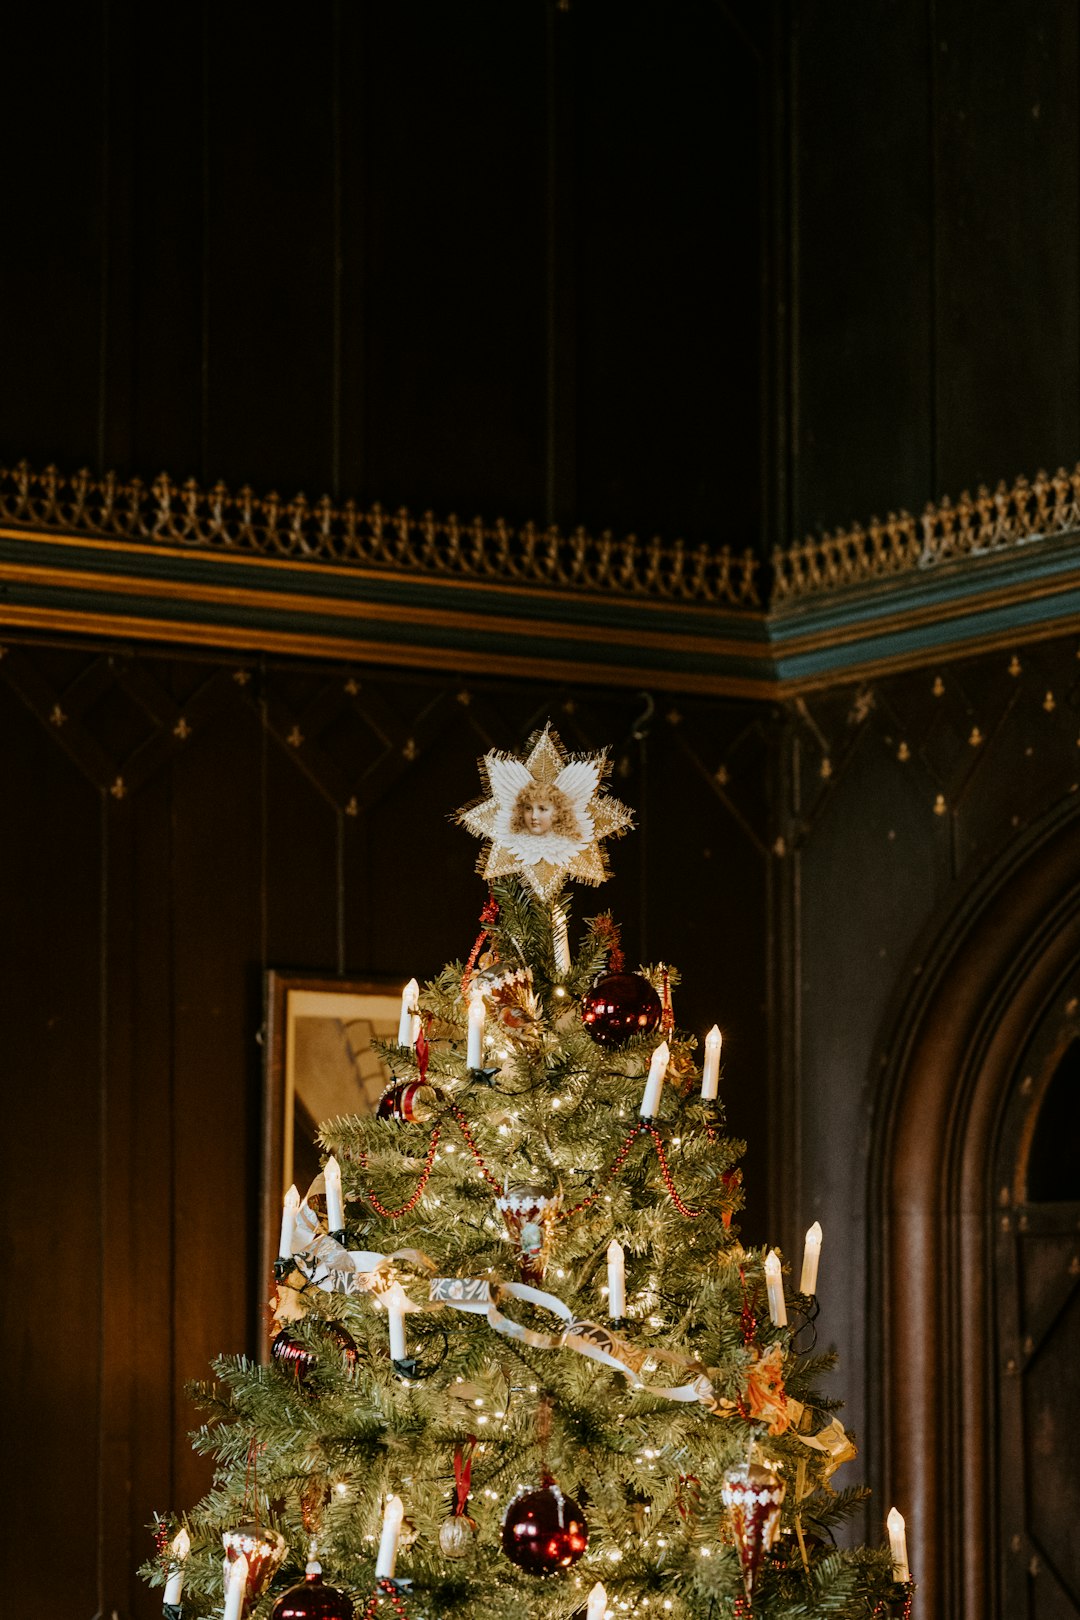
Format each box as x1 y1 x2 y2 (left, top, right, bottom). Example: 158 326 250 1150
453 1437 477 1517
415 1021 430 1084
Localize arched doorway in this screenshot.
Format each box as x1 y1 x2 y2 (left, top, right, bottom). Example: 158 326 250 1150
994 993 1080 1616
870 797 1080 1620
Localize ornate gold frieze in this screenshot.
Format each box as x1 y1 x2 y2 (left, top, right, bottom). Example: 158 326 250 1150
772 465 1080 600
0 459 761 608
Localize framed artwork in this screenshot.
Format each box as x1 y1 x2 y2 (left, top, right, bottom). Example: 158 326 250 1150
261 972 402 1290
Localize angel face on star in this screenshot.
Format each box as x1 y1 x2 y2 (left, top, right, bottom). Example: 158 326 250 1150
509 782 581 840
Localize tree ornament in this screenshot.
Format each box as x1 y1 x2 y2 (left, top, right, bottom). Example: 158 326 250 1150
581 972 662 1046
440 1437 478 1557
222 1523 287 1610
456 724 633 902
439 1514 477 1558
721 1462 785 1602
271 1561 354 1620
376 1081 444 1123
497 1180 561 1282
501 1474 588 1574
271 1323 358 1387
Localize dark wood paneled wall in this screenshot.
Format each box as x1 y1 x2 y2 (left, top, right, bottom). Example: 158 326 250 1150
4 4 1076 555
0 642 769 1617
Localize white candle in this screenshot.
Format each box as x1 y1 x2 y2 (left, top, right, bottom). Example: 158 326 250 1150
385 1282 408 1362
466 995 485 1069
887 1507 910 1583
700 1024 722 1100
278 1184 300 1259
764 1249 787 1326
800 1221 823 1295
223 1552 248 1620
163 1527 190 1606
397 978 420 1047
552 907 570 973
607 1240 626 1318
376 1493 405 1578
586 1582 607 1620
639 1040 670 1118
324 1156 344 1233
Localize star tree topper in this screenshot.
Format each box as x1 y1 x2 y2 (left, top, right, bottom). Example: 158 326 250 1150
457 725 633 902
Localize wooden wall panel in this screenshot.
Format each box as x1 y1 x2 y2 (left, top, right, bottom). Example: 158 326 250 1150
934 0 1080 495
0 679 104 1614
792 0 934 533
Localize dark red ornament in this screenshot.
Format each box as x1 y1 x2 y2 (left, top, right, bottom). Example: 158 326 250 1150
581 973 662 1047
271 1563 354 1620
501 1476 588 1574
376 1081 444 1122
272 1323 357 1387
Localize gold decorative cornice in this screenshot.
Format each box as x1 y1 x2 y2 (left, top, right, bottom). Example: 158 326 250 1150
772 464 1080 600
0 459 761 608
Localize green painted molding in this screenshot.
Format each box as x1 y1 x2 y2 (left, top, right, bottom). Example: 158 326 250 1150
1 460 1079 695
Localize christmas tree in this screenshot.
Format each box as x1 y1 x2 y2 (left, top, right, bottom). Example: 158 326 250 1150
146 726 913 1620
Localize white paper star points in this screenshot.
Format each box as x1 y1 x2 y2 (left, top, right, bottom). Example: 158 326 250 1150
457 725 633 901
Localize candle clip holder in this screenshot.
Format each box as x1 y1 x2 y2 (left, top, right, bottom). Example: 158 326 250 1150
328 1229 346 1245
875 1579 915 1619
467 1064 500 1085
163 1604 183 1620
273 1256 294 1283
789 1293 820 1354
392 1324 449 1382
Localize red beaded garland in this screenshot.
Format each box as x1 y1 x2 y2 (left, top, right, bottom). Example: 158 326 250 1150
644 1125 702 1219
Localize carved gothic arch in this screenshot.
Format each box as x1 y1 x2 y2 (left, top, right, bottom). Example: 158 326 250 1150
867 793 1080 1620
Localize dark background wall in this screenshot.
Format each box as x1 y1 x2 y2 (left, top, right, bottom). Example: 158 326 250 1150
5 2 1078 561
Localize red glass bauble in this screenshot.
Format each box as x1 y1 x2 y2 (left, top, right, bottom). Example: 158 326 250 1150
501 1478 588 1574
272 1323 357 1387
271 1565 354 1620
376 1080 443 1122
581 973 662 1046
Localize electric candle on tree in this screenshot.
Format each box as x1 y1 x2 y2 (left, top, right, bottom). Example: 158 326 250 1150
700 1024 723 1100
764 1248 787 1326
376 1494 405 1579
466 994 485 1069
552 906 570 973
323 1156 344 1234
586 1582 607 1620
800 1220 823 1295
163 1527 190 1607
887 1507 910 1583
384 1282 408 1362
397 979 420 1047
278 1184 300 1259
222 1553 248 1620
639 1040 670 1118
607 1240 626 1319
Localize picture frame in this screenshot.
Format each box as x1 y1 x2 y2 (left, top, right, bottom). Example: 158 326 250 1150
261 971 404 1295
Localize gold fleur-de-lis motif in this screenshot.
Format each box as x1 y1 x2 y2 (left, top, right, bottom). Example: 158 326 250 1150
233 669 251 686
287 725 303 748
344 796 358 817
897 742 911 762
1043 691 1056 712
49 703 67 727
819 757 832 780
1008 655 1022 677
715 764 730 786
933 793 947 816
110 777 126 801
344 678 359 696
402 737 417 761
173 717 191 740
969 727 983 747
932 676 945 697
772 836 787 858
